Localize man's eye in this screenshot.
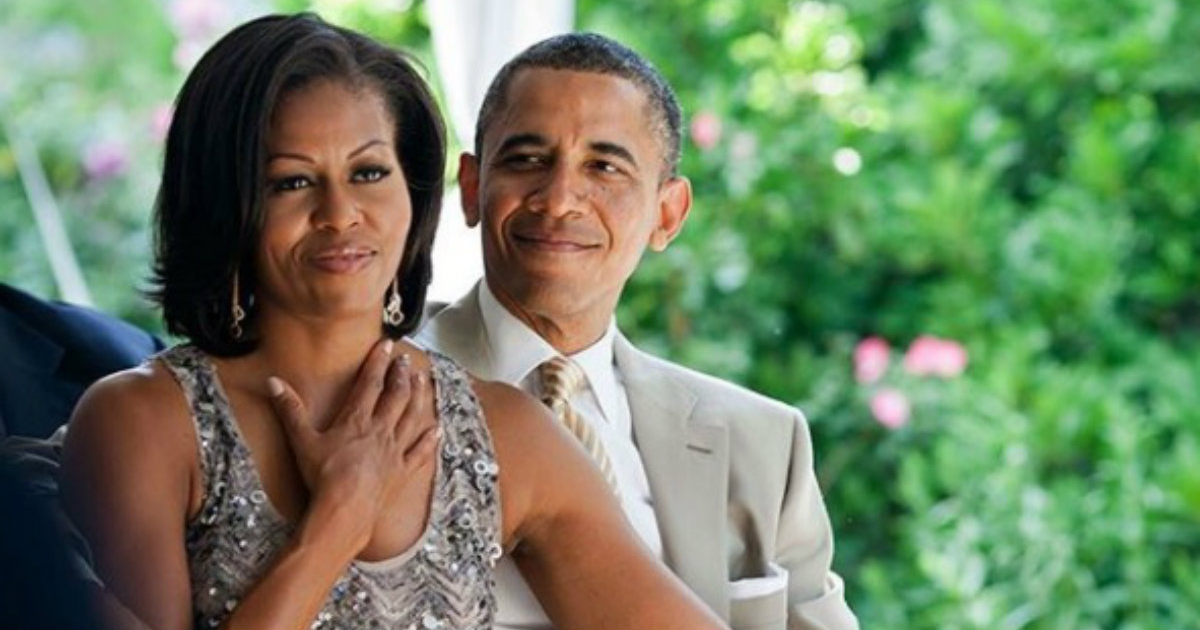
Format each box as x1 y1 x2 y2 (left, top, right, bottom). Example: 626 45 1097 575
502 154 546 168
591 160 622 174
352 166 391 183
271 176 311 192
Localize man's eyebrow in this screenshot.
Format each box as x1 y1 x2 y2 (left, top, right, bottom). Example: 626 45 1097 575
590 141 638 168
494 133 547 155
491 134 639 169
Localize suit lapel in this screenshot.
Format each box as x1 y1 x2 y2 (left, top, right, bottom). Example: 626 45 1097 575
617 336 730 619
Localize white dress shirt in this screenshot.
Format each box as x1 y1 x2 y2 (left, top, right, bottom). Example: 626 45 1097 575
474 283 664 630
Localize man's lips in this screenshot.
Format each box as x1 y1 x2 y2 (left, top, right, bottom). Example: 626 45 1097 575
512 232 598 252
308 245 378 273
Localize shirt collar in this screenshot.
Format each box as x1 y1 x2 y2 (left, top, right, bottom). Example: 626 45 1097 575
476 282 622 420
571 322 622 424
477 281 557 384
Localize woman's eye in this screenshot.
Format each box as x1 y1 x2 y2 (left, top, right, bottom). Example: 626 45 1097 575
353 166 391 183
271 176 311 193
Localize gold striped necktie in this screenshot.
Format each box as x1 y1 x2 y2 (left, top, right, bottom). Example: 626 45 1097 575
538 355 620 494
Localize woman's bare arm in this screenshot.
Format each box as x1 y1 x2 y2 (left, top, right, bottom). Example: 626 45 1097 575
60 365 197 629
480 383 728 630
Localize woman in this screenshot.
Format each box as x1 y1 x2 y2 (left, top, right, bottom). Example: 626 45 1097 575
59 13 724 630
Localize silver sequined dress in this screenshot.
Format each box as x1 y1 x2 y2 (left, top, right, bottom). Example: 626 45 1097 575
159 345 502 630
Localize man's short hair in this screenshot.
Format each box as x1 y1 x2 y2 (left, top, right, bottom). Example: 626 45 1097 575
474 32 683 178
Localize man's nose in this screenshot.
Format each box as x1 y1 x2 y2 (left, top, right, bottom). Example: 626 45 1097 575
529 164 586 217
313 182 361 231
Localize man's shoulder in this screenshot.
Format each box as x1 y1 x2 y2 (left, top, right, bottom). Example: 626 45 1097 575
421 299 450 323
620 339 804 430
0 283 165 437
414 289 478 349
0 283 163 362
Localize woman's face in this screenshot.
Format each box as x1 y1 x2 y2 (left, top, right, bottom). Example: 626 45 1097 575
254 79 411 325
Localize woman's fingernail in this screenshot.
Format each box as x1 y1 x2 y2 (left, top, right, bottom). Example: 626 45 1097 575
267 376 284 397
383 339 395 355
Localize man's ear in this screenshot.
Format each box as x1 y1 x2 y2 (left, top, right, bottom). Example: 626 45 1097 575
649 176 692 251
458 152 481 227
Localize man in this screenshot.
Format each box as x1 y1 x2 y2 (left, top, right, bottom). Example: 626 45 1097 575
0 282 164 438
417 33 857 630
0 282 161 629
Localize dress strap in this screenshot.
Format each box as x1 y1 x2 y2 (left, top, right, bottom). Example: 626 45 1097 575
427 351 504 565
156 344 245 526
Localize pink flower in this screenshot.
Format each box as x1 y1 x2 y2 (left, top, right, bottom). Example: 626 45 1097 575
168 0 227 41
690 111 722 150
173 40 207 72
870 387 910 429
82 140 129 181
903 335 968 378
150 103 174 142
853 336 890 384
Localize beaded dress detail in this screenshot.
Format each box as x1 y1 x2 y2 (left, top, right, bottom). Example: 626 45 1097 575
159 345 502 630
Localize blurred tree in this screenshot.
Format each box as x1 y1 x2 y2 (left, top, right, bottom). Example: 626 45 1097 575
0 0 177 330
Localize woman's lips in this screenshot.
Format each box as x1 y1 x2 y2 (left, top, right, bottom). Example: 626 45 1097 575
309 246 377 273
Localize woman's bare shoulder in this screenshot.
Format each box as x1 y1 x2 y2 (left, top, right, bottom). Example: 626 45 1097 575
76 360 184 418
60 354 202 527
469 378 558 442
66 358 196 456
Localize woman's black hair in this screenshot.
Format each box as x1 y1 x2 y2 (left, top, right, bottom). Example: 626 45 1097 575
150 12 445 356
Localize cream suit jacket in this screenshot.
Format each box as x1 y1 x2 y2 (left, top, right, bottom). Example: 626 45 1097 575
416 284 859 630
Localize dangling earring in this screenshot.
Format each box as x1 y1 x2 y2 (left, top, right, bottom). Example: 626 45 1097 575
383 276 404 326
230 271 246 340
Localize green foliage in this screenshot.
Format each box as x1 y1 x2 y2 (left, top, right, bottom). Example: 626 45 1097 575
0 0 177 330
584 0 1200 627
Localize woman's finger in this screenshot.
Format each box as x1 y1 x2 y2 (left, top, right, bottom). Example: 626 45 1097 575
267 376 314 451
339 338 395 430
372 354 412 422
393 369 432 448
404 425 441 469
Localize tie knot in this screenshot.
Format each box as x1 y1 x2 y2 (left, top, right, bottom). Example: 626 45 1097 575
538 355 586 409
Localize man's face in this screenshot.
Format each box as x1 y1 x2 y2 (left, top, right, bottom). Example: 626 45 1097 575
461 68 690 328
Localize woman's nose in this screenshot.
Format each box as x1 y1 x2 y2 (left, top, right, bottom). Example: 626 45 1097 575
312 182 361 231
